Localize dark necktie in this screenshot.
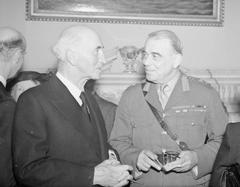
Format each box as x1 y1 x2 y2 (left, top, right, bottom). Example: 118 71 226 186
80 92 91 121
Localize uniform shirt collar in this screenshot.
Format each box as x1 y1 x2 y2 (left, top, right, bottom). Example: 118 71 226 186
157 72 180 109
0 75 6 87
56 72 83 106
158 72 180 96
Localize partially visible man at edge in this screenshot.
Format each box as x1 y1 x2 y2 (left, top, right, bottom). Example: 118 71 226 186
12 25 132 187
0 27 26 187
109 30 228 186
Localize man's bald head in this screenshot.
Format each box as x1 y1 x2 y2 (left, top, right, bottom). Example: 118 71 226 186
0 27 26 79
0 27 26 54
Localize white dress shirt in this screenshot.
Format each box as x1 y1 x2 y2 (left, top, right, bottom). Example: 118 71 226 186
56 72 83 106
0 75 6 87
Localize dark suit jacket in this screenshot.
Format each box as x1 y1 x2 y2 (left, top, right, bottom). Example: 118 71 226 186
210 122 240 187
13 75 112 187
93 93 117 138
0 82 16 187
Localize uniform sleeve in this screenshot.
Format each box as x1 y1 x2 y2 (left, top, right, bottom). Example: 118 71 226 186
13 93 95 187
0 99 16 187
109 90 142 171
194 90 228 179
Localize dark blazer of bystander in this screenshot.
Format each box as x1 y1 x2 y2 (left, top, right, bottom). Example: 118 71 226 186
210 122 240 187
0 82 16 187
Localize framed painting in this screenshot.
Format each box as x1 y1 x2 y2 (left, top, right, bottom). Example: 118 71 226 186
26 0 224 26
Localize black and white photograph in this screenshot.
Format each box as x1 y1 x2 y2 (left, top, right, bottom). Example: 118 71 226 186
0 0 240 186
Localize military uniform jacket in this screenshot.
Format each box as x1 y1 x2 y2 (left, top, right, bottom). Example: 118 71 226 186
110 73 228 187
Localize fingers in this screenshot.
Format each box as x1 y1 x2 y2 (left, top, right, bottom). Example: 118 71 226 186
163 159 183 172
116 164 133 172
117 170 133 182
94 161 133 187
114 175 132 187
114 168 133 187
164 151 197 172
108 159 121 166
137 150 161 172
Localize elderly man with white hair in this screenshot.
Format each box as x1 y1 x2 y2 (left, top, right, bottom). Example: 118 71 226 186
0 27 26 187
12 25 133 187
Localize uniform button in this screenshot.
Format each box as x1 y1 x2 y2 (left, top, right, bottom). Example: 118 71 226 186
162 113 166 117
30 130 34 135
161 131 167 135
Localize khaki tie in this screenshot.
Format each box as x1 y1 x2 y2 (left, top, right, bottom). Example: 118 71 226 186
158 84 168 109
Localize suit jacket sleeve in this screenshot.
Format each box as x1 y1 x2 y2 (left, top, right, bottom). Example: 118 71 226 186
0 99 16 187
194 90 228 179
209 123 240 187
13 93 95 187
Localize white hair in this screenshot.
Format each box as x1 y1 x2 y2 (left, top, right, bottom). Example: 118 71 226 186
52 25 97 62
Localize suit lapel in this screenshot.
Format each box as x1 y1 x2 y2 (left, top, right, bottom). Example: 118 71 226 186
0 82 10 99
84 90 108 160
45 75 101 158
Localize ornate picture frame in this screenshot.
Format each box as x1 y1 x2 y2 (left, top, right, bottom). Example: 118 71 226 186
26 0 224 26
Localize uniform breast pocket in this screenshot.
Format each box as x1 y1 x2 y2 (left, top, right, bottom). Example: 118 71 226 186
131 112 155 128
131 116 156 147
176 112 207 148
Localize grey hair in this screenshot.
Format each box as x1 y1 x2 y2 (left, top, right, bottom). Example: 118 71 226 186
147 30 183 55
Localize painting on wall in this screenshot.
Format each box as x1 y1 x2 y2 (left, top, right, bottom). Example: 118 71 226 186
26 0 224 26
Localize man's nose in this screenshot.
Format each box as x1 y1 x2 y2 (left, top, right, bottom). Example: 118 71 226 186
142 57 150 66
100 55 106 65
98 51 106 64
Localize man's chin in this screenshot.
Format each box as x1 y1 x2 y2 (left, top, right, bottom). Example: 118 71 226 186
146 74 154 82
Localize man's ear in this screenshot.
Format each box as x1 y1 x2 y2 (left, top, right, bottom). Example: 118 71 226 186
11 50 22 65
66 49 78 66
173 53 182 68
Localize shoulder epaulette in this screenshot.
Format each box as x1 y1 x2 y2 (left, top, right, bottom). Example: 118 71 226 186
187 75 214 89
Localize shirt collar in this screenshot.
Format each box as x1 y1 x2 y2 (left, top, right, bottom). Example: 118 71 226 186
0 75 6 87
56 72 83 105
158 72 180 96
165 72 180 92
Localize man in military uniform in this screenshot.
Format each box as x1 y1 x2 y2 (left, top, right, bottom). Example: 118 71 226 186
109 30 228 186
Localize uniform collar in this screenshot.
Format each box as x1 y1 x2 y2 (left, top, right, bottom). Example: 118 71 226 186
157 72 180 96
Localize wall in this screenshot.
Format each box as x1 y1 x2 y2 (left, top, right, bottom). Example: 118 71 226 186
0 0 240 72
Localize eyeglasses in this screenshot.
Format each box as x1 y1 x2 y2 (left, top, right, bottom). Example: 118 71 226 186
141 50 162 62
